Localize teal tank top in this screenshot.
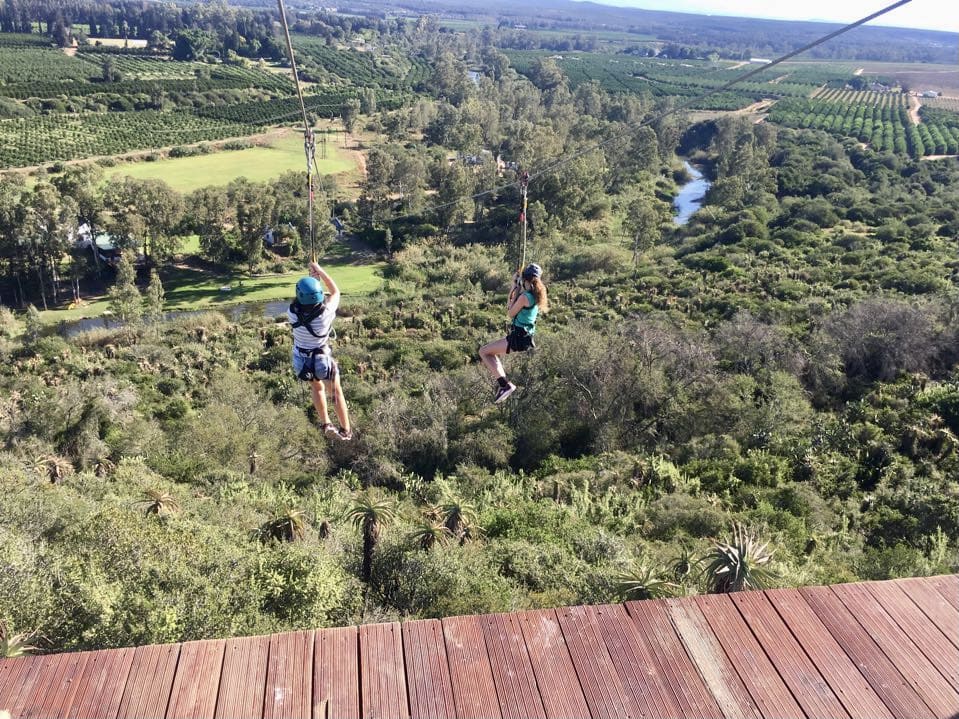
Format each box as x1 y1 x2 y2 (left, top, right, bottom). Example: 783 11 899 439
512 291 539 334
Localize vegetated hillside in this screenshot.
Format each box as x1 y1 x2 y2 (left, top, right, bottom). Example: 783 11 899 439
1 15 958 654
2 121 959 652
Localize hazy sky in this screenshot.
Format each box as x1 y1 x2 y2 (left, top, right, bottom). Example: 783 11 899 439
577 0 959 32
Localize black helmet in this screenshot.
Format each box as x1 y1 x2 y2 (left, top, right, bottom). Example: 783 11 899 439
522 263 542 281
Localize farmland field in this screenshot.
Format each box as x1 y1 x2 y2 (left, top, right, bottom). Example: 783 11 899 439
106 132 355 192
768 90 959 157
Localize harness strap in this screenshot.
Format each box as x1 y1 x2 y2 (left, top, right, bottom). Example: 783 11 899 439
290 301 329 341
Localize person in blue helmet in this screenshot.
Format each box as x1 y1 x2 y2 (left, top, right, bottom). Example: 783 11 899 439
479 263 550 403
289 262 352 440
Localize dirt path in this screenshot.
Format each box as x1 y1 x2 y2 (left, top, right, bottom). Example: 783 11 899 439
907 94 922 125
728 61 749 70
734 99 776 115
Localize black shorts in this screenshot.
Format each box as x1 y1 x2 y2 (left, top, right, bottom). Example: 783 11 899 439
506 326 535 353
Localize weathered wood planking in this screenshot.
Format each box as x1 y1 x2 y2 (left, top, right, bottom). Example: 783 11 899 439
730 590 850 719
402 619 455 719
892 576 959 650
68 647 136 719
555 605 633 719
214 635 270 719
264 630 314 719
694 594 803 719
481 612 546 719
116 643 180 719
359 622 409 719
864 580 959 687
441 614 501 719
0 655 45 716
830 582 959 718
800 584 936 719
314 626 360 719
20 651 88 719
515 609 591 719
166 639 226 719
927 574 958 611
625 599 722 719
666 597 763 719
594 602 677 719
764 588 893 719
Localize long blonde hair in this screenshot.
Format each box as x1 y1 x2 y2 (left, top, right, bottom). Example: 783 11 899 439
526 277 549 313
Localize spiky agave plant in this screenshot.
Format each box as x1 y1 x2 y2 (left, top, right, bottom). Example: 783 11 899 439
407 518 453 551
138 489 181 517
614 565 676 601
257 508 308 543
702 523 777 593
0 620 36 658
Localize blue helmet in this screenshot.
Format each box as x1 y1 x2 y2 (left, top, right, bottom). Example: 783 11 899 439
522 263 542 281
295 276 324 305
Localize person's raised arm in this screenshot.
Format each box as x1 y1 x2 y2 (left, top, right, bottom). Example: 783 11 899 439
309 262 340 304
507 288 530 319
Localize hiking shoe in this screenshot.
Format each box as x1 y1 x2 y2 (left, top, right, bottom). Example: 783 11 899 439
494 382 517 403
335 428 353 441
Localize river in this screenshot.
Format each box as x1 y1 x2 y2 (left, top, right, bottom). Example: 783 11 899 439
673 160 711 225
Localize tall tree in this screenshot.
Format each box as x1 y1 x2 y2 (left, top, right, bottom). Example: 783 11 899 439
228 179 274 273
24 184 77 310
108 251 141 324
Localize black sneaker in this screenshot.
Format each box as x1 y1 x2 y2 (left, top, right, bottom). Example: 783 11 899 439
494 382 517 403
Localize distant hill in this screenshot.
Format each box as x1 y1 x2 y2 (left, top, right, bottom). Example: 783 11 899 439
322 0 957 64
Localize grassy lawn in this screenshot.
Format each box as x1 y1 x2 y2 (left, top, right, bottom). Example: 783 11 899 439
106 134 354 193
39 257 384 324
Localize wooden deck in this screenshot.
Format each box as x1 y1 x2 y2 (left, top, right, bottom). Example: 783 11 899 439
1 575 956 719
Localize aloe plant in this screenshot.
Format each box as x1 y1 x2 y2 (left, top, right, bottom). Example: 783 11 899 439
702 523 777 593
614 565 676 600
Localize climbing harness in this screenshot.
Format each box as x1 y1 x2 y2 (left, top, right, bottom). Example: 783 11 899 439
275 0 318 262
289 301 329 341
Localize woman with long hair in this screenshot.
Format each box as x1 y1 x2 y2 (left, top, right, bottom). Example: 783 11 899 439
479 263 549 403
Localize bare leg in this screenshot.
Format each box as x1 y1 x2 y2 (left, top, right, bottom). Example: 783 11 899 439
479 337 509 379
325 375 351 433
311 380 331 425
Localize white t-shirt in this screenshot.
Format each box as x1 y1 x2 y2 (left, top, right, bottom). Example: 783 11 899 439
288 293 340 350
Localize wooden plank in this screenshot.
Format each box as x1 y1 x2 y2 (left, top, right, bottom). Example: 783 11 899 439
166 639 226 719
731 591 849 719
402 619 455 719
666 598 763 719
314 626 359 719
865 580 959 687
927 574 959 611
69 647 136 719
764 588 893 719
800 584 935 719
515 609 591 719
626 599 723 719
13 653 75 719
831 582 959 718
0 655 45 716
359 622 409 719
441 614 501 719
214 635 270 719
117 643 181 719
481 613 546 719
264 630 313 719
893 577 959 649
693 594 804 719
22 651 88 719
595 602 679 719
555 605 632 719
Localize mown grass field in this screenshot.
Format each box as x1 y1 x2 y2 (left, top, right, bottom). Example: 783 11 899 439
39 256 384 324
106 133 354 192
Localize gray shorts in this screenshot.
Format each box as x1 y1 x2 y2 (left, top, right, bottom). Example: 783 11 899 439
292 348 337 381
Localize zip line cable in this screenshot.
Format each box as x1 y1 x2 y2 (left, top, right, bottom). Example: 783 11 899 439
275 0 318 261
365 0 912 229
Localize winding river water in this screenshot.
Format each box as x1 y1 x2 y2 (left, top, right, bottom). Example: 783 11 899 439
673 160 711 226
